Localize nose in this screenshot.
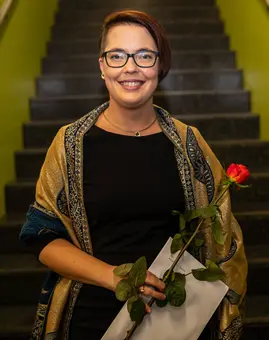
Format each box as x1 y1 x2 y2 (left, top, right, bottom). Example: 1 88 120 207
123 55 138 73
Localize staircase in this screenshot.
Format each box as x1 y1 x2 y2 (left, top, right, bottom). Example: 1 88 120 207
1 0 269 338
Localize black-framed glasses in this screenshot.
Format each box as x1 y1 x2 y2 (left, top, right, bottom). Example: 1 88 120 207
102 50 159 68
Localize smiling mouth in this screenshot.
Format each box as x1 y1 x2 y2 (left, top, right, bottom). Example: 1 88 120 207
119 81 145 89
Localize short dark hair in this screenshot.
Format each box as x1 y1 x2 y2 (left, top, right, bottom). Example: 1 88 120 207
99 10 171 82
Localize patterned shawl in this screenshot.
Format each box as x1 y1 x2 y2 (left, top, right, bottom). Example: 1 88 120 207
20 102 247 340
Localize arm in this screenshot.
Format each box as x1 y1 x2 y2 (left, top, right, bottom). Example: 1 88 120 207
39 238 119 291
39 238 166 303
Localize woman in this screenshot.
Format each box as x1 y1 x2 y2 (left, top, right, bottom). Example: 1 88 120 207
20 10 247 340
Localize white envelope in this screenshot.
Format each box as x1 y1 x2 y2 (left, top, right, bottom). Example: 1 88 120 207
101 237 229 340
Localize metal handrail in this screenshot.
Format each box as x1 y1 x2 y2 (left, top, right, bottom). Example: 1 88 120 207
0 0 14 28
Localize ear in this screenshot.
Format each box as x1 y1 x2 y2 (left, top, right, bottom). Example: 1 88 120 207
99 57 104 74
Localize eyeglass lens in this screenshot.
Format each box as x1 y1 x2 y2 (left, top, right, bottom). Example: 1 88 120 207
105 51 157 67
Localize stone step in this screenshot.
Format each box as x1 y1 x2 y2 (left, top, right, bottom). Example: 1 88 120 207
246 245 269 294
47 35 229 56
0 215 26 254
55 7 220 23
1 211 269 255
51 20 225 40
36 70 243 98
0 254 47 305
30 91 250 121
23 113 259 149
5 173 269 215
1 297 268 340
0 305 35 339
60 0 216 10
42 51 236 75
0 245 267 303
15 140 269 181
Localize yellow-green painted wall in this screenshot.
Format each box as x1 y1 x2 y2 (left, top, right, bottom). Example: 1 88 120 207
216 0 269 140
0 0 58 217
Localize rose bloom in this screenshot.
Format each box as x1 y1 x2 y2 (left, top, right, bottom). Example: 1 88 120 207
226 164 250 184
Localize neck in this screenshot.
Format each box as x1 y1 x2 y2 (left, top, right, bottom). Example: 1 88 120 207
105 100 156 131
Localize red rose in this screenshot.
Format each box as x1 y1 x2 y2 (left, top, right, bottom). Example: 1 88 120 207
226 164 250 184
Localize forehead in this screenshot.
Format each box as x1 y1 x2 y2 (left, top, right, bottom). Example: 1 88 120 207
105 24 157 51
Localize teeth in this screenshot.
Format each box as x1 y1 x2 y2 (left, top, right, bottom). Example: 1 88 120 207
121 81 142 87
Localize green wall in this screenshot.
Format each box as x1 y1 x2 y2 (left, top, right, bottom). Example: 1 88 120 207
0 0 58 216
217 0 269 140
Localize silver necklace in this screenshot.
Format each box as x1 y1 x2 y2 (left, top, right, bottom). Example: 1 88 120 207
103 112 157 137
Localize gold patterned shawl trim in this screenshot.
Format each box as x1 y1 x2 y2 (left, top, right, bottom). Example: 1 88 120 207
30 102 247 339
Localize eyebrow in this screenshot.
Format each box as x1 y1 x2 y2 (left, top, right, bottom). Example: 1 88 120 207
106 48 156 53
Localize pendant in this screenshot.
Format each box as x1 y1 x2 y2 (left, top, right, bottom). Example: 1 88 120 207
135 131 141 137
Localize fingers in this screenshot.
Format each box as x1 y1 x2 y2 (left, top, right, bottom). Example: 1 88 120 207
145 304 152 313
145 271 166 292
141 284 166 301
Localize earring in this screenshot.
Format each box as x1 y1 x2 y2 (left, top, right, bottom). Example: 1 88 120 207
101 73 105 80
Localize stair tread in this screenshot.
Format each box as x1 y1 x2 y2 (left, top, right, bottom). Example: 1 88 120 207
0 294 268 334
32 90 248 101
38 69 241 79
0 305 36 333
23 113 259 127
0 254 45 272
16 139 269 155
55 18 221 26
44 50 234 60
51 34 227 42
59 6 218 11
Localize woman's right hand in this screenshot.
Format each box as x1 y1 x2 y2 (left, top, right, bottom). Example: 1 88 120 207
141 270 166 312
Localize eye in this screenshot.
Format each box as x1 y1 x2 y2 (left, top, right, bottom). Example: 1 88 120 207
137 52 154 60
108 52 126 60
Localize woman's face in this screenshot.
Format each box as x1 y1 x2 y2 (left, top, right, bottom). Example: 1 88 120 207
99 24 159 110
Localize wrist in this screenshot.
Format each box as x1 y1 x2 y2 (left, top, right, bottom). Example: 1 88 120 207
106 265 121 292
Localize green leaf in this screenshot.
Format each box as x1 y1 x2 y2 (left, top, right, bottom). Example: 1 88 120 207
184 205 217 222
167 281 186 307
113 263 133 278
195 237 204 247
236 183 251 189
174 272 186 287
115 279 133 301
127 296 138 313
130 299 146 324
128 256 147 288
171 233 183 254
192 260 225 282
212 217 225 245
172 210 181 216
179 214 186 231
156 296 169 308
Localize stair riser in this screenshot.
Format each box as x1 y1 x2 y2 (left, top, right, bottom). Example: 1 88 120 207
1 214 269 256
0 226 25 254
0 263 264 306
247 263 269 295
47 36 229 56
237 215 269 246
15 144 269 181
42 52 236 75
30 92 250 121
0 271 47 305
23 115 259 149
51 22 225 40
5 175 269 214
242 324 269 340
36 71 243 98
60 0 216 9
55 8 220 23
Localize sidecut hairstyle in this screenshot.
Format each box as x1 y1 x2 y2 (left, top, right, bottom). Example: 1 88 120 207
99 10 171 83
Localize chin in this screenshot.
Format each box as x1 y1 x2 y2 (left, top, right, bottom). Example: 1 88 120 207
114 94 154 110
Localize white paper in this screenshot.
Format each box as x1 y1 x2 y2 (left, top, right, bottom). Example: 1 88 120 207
102 237 229 340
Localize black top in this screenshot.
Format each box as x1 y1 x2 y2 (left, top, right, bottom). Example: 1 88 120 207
69 126 185 339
